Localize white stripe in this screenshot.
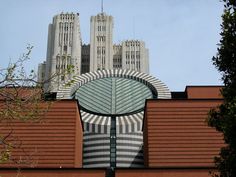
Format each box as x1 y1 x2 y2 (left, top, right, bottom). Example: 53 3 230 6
116 140 143 145
83 157 110 163
133 114 142 131
83 140 110 145
83 146 110 151
83 113 93 122
125 115 132 132
116 157 143 162
116 151 143 156
94 117 102 133
117 134 143 140
101 116 107 125
117 145 142 151
83 151 109 157
84 135 109 140
83 163 110 168
89 115 98 124
116 163 144 168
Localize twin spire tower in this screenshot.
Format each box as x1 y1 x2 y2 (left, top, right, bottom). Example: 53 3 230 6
38 7 149 92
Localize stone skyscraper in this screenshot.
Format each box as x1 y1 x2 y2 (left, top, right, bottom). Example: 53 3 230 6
89 13 113 72
39 12 149 92
113 40 149 73
44 13 82 92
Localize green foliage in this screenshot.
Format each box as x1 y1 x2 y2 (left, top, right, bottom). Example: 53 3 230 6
0 45 74 166
208 0 236 176
0 45 48 165
0 143 12 163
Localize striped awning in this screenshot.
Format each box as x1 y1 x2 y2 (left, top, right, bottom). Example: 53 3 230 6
57 69 171 100
81 110 111 134
81 110 144 134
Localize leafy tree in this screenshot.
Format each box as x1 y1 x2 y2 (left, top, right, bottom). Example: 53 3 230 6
0 45 45 165
0 45 74 166
208 0 236 176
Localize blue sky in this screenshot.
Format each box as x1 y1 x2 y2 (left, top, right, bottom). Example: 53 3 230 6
0 0 224 91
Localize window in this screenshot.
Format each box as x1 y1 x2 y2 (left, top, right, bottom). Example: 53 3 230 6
64 45 67 52
98 26 101 31
102 47 105 54
97 47 101 55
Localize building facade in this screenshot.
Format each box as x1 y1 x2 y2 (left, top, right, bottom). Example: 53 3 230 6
113 44 122 69
0 3 225 175
38 12 149 92
121 40 149 73
57 69 171 168
0 78 224 177
44 12 82 92
37 61 46 83
90 13 114 72
112 41 149 73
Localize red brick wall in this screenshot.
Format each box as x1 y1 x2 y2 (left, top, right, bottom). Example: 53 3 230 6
0 100 83 168
144 99 224 168
116 169 217 177
186 86 222 99
0 169 106 177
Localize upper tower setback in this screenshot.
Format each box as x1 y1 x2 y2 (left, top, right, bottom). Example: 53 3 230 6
90 13 113 72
